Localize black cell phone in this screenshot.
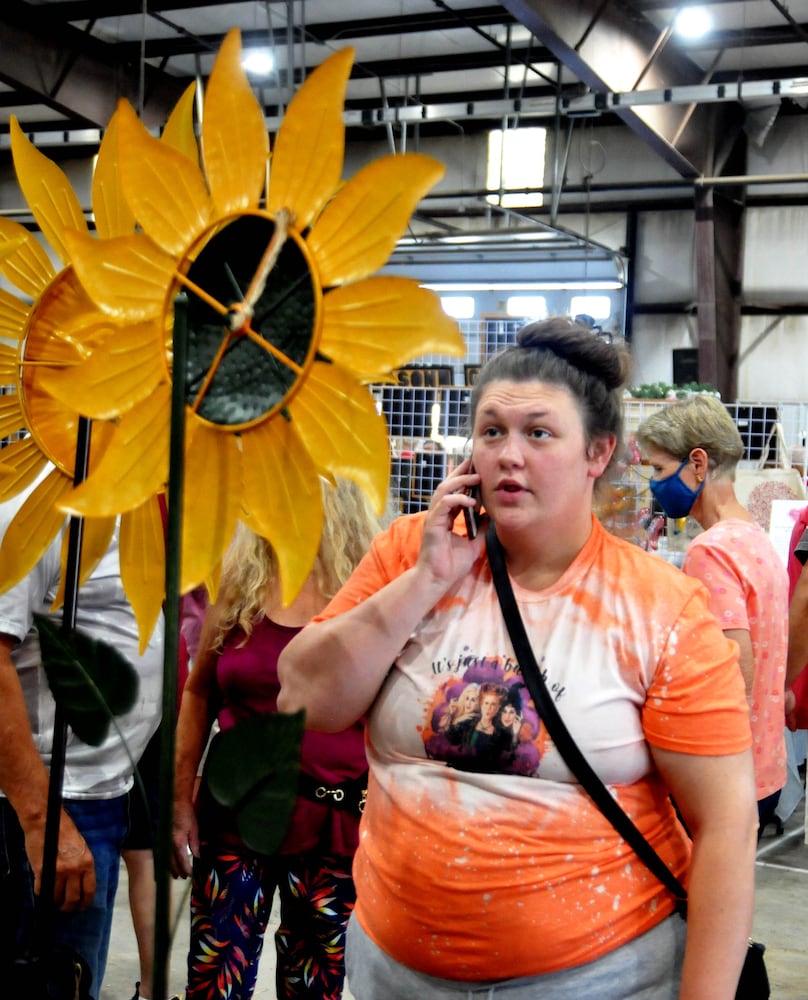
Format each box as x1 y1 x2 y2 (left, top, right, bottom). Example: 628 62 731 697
463 474 480 539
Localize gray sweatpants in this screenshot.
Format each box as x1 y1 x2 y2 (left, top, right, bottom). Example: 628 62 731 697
346 911 686 1000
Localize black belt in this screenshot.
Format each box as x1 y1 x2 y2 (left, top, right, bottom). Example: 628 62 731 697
297 770 368 817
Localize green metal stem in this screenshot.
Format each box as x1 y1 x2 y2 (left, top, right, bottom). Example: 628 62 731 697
153 294 188 1000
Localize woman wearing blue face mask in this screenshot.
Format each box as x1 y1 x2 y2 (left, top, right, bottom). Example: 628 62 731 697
637 395 788 832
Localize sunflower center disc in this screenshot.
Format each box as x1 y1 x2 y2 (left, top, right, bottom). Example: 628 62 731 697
184 215 316 427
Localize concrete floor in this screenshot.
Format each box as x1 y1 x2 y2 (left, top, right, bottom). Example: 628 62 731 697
101 807 808 1000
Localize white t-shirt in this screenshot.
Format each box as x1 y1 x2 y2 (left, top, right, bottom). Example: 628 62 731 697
0 487 163 799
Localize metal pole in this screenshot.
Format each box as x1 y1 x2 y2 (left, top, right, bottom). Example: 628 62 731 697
151 294 187 1000
36 416 92 956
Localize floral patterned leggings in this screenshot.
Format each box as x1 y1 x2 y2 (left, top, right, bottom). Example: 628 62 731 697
186 843 356 1000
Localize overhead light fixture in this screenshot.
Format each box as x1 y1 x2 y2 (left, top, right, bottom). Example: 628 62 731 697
423 281 623 292
673 7 712 39
242 50 275 76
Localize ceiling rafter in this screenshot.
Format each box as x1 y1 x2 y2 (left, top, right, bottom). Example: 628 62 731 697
0 0 187 127
502 0 746 177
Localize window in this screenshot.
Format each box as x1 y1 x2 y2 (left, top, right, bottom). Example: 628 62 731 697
440 295 476 320
570 295 612 321
486 127 546 208
506 295 547 320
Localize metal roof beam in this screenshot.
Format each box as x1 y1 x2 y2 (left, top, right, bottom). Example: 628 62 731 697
502 0 744 177
5 77 804 150
0 0 188 129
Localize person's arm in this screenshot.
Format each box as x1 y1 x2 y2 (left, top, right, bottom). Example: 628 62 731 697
171 606 221 878
278 462 485 731
723 628 755 697
0 634 96 910
652 746 757 1000
787 558 808 688
682 543 757 698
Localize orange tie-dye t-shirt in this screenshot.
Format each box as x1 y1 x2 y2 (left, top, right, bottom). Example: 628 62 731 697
316 514 752 981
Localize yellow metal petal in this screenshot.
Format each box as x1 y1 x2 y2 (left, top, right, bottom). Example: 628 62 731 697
0 288 30 342
180 421 241 594
202 28 268 216
0 468 70 595
92 104 137 239
0 436 47 502
204 563 221 606
307 154 445 287
58 385 170 517
267 47 353 232
116 100 213 257
22 268 107 363
0 343 18 383
120 498 166 653
10 117 88 266
39 320 166 420
321 277 464 379
161 82 199 164
241 420 323 606
0 218 55 297
0 395 24 440
18 269 116 476
64 230 174 322
288 360 389 513
51 515 116 611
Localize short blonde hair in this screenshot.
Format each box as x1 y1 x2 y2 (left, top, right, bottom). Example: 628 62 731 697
214 477 382 645
636 395 744 479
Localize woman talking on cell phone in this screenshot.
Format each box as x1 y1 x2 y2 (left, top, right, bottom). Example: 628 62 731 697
278 317 757 1000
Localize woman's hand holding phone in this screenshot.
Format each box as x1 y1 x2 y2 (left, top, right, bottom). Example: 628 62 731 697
463 463 481 539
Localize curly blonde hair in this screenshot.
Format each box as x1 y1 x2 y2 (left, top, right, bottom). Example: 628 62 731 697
213 477 383 646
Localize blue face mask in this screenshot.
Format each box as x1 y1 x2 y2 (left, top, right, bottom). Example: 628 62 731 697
648 458 704 519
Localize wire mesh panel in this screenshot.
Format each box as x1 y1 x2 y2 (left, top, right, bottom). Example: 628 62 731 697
0 385 24 449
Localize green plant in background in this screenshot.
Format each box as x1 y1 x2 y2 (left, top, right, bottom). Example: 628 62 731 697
627 381 720 399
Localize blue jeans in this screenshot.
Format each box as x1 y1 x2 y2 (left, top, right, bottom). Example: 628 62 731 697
0 795 128 1000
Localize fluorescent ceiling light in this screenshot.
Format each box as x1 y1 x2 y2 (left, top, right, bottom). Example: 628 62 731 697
673 7 712 39
242 50 275 76
423 281 623 292
397 231 559 247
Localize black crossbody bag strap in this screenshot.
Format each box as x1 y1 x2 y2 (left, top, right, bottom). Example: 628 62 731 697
485 521 688 911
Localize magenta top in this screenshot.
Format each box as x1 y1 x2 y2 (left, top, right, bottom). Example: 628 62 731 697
199 615 367 857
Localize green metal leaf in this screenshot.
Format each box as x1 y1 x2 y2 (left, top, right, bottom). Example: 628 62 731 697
205 710 305 855
34 613 139 747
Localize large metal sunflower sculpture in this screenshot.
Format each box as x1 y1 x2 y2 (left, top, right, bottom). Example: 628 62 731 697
44 30 462 612
0 91 197 650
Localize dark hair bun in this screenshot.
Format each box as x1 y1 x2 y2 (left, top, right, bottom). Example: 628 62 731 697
517 316 630 392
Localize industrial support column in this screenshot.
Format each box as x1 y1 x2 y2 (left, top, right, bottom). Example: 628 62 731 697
694 140 746 401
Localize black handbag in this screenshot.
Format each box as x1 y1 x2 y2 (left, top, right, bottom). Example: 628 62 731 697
10 947 92 1000
486 521 769 1000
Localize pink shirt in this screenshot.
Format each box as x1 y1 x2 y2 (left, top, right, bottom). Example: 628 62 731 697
683 519 787 798
200 615 367 856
